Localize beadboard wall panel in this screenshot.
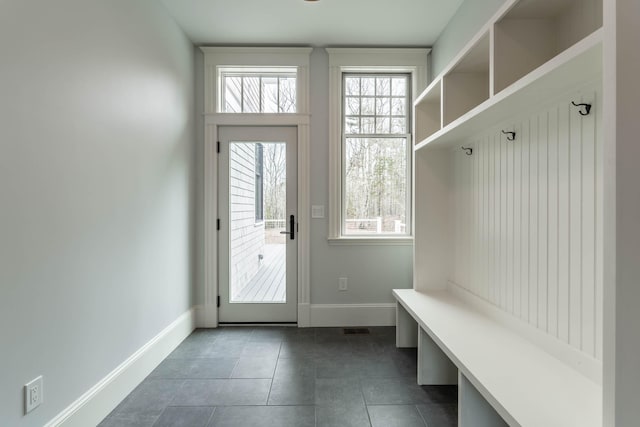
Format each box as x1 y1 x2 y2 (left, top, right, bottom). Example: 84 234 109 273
450 83 602 359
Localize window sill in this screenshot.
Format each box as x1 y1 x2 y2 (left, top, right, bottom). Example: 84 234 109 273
327 236 414 246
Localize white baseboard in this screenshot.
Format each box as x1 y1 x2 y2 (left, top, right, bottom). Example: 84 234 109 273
195 304 218 328
298 303 311 327
309 303 396 327
194 302 394 328
45 308 196 427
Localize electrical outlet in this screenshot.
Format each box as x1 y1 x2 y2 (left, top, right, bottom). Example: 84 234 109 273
338 277 348 291
24 376 43 414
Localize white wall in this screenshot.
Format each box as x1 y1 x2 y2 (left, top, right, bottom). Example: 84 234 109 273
308 49 413 305
450 82 603 360
0 1 196 426
431 0 507 78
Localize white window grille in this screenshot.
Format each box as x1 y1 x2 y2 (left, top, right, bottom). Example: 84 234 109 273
342 74 411 236
219 67 297 113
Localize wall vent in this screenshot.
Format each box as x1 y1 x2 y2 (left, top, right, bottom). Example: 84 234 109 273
343 328 370 335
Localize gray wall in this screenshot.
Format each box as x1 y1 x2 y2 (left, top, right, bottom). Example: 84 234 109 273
189 3 513 311
0 1 196 425
191 48 414 309
431 0 507 78
611 1 640 425
305 0 510 305
308 49 414 304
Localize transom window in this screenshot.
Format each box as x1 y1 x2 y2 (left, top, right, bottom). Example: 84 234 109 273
342 73 411 236
219 67 297 113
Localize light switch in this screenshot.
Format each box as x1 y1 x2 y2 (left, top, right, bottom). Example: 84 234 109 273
311 205 325 218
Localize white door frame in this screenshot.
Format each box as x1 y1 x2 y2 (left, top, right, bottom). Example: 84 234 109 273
200 114 311 327
218 126 298 323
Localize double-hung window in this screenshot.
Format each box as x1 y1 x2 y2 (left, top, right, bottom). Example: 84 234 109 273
327 48 429 242
343 74 411 236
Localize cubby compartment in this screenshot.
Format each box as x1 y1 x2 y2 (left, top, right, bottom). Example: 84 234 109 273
414 80 442 144
494 0 602 93
442 32 490 126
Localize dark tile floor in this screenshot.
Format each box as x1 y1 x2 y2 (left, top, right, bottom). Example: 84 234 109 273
99 327 458 427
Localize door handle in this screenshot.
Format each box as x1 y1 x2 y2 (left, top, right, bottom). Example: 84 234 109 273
279 214 295 240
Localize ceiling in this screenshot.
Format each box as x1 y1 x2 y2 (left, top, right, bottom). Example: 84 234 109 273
160 0 464 46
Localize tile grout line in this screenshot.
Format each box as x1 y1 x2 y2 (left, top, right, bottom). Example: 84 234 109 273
101 327 457 427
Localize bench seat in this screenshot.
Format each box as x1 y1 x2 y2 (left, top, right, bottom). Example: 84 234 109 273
393 288 602 427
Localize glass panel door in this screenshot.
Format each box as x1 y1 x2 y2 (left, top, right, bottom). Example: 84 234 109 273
218 127 297 323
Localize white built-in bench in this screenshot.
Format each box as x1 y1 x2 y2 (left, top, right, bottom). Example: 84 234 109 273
393 288 602 427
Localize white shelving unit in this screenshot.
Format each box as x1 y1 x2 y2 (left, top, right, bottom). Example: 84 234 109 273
416 28 602 150
413 0 603 151
411 0 605 424
494 0 603 93
413 80 441 143
442 32 490 127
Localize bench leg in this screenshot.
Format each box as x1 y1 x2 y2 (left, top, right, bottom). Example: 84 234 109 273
396 302 418 348
417 327 458 385
459 373 508 427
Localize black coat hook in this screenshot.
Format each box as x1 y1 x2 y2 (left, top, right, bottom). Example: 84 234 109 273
461 146 473 155
502 130 516 141
571 101 592 116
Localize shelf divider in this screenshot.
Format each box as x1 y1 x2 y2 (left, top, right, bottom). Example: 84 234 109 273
415 28 602 152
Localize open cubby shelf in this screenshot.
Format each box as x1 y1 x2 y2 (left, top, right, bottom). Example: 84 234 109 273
414 0 602 151
414 80 441 143
494 0 603 93
443 31 490 127
416 28 602 150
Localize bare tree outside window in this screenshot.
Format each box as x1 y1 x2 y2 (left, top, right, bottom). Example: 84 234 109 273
261 142 287 244
263 143 286 222
220 69 297 113
343 74 410 235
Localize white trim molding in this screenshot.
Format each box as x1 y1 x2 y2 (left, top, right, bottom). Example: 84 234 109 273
45 308 196 427
328 236 414 246
200 47 312 327
297 303 311 328
201 120 219 328
309 303 397 327
326 48 430 242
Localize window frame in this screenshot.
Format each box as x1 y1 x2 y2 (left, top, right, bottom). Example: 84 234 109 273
341 72 412 237
201 47 312 115
327 48 429 244
200 46 313 327
219 68 298 114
